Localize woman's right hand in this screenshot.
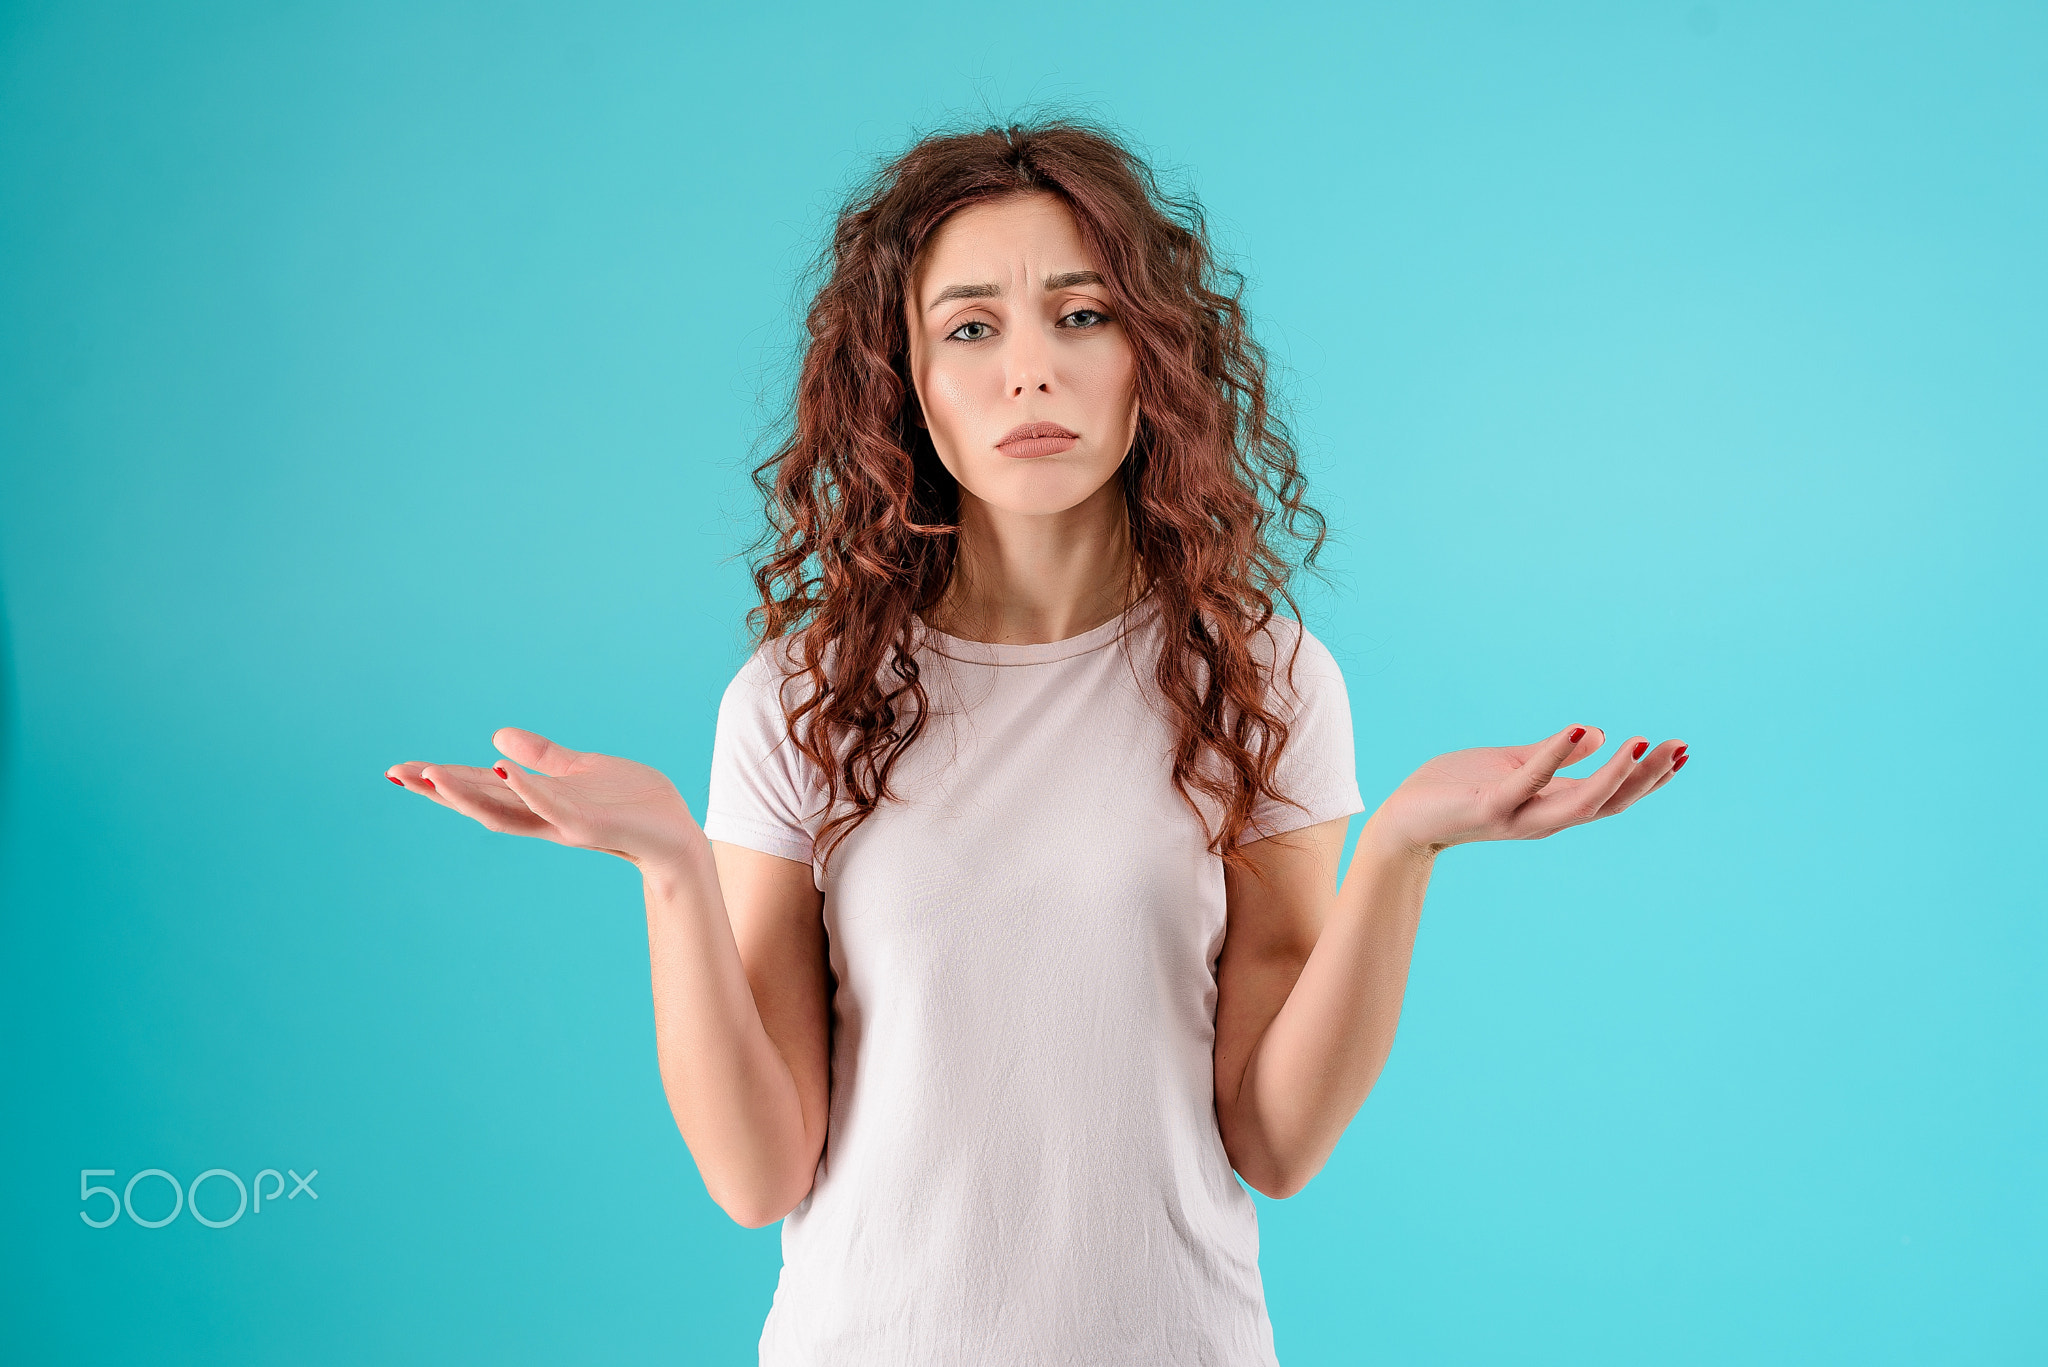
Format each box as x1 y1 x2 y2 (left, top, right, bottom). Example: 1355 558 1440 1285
386 727 702 874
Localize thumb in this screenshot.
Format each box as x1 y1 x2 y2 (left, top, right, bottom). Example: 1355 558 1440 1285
493 727 581 777
1509 725 1600 800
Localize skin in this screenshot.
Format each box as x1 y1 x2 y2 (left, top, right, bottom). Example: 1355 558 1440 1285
385 190 1687 1223
904 192 1144 644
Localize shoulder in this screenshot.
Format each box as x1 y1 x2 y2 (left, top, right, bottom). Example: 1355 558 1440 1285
1244 612 1345 711
1146 601 1346 713
714 635 821 751
724 632 828 706
710 636 831 797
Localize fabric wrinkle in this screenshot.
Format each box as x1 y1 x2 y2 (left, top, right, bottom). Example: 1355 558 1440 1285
700 605 1365 1366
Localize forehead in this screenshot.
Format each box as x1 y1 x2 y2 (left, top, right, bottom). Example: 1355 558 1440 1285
915 192 1096 286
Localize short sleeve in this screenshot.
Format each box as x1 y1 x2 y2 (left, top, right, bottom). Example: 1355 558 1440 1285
1238 620 1367 844
700 643 825 869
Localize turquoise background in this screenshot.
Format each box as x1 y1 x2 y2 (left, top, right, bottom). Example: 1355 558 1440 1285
2 1 2042 1362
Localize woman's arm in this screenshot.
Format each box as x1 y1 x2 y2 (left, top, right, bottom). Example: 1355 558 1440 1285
388 728 830 1228
643 838 830 1229
1214 724 1686 1198
1213 815 1432 1199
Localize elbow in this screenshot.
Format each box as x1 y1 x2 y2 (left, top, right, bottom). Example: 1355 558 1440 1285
1261 1164 1310 1196
709 1166 815 1230
721 1199 789 1230
1225 1135 1323 1200
1244 1165 1315 1201
715 1190 795 1229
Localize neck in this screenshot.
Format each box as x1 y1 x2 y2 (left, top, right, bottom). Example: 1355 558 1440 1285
925 478 1143 645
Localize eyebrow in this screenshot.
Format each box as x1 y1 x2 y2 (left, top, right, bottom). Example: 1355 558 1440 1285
925 270 1105 312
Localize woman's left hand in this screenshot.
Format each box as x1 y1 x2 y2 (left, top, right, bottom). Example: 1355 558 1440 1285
1366 726 1688 857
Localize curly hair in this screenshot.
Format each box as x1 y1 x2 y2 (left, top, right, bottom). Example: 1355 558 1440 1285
744 117 1332 874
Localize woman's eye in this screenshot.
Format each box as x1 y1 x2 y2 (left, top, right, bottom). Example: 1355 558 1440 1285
1061 308 1109 329
948 320 994 342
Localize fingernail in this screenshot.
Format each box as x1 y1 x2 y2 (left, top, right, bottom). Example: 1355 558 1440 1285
1673 753 1689 772
418 776 434 788
493 766 508 779
1568 727 1586 743
1631 740 1648 760
388 775 404 786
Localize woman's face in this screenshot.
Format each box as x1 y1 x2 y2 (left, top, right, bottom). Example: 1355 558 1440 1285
904 193 1140 518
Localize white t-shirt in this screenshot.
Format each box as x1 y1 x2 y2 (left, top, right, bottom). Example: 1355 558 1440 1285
700 593 1365 1366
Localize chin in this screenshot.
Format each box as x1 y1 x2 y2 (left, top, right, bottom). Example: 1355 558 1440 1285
962 462 1118 518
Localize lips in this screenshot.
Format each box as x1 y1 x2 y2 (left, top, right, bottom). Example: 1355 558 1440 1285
995 421 1080 459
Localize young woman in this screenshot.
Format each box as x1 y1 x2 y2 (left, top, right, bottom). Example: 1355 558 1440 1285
387 120 1686 1364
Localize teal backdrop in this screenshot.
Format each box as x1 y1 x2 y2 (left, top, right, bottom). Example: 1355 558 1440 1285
2 2 2042 1362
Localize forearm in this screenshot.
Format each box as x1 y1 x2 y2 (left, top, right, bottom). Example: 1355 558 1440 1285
1231 813 1436 1197
641 831 815 1226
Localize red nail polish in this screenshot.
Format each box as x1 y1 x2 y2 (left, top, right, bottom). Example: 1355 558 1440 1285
388 775 404 785
1568 727 1586 743
1673 754 1689 772
493 766 508 779
1631 740 1648 760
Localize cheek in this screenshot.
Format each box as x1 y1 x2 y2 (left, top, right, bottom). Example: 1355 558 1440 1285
929 364 974 417
1086 344 1141 430
915 352 980 443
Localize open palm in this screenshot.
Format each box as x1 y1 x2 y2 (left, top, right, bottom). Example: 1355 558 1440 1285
386 727 698 871
1374 725 1689 854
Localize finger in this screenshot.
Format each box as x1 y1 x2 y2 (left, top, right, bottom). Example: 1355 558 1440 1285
1574 736 1650 811
1503 724 1605 772
485 756 575 829
390 761 520 827
1510 734 1650 835
1502 725 1602 808
1593 739 1686 819
493 727 583 778
1644 744 1690 798
387 761 459 808
419 761 508 789
420 762 554 837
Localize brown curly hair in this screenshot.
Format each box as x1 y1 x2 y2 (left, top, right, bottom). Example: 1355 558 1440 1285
745 117 1332 874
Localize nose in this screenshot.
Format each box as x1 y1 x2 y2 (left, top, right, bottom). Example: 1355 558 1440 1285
1005 327 1053 398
